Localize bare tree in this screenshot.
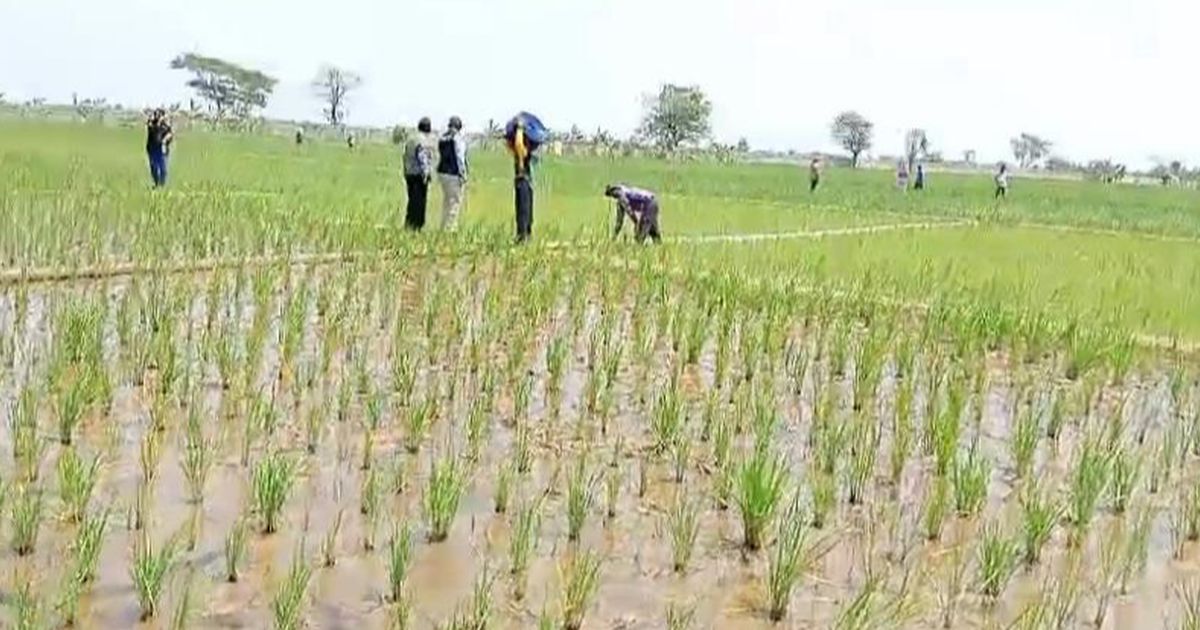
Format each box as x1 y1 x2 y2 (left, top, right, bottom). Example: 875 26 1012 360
1010 133 1052 169
312 65 363 126
904 128 930 174
830 111 874 167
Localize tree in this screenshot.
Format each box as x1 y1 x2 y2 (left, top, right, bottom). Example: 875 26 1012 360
565 124 586 144
1010 133 1052 169
170 53 277 120
904 128 930 174
736 137 751 153
830 111 874 168
312 66 362 126
638 84 712 153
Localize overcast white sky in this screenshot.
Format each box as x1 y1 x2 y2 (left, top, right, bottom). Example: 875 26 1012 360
1 0 1195 167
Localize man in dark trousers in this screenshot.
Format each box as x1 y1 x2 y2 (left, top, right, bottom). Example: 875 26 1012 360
145 108 173 188
509 119 534 242
605 184 662 243
402 117 435 230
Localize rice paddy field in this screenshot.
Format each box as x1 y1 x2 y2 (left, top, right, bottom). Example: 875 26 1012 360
2 118 1200 629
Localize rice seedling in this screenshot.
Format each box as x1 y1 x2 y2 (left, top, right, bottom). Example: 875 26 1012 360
736 446 787 551
387 521 414 603
766 494 818 622
1066 436 1110 545
1010 394 1040 479
130 530 179 620
465 396 490 463
560 549 602 630
566 454 596 542
890 377 914 488
666 601 697 630
845 413 879 505
1120 502 1154 594
424 451 467 542
1092 520 1126 627
1177 578 1200 630
55 563 85 628
11 386 45 482
272 545 314 630
1018 480 1062 566
10 482 45 556
976 521 1019 601
73 508 110 583
361 468 381 550
510 495 543 599
321 509 344 568
666 489 700 573
1108 444 1140 514
494 461 514 514
181 405 214 504
224 513 250 582
10 574 43 630
670 430 692 484
254 452 298 534
952 449 989 518
935 543 969 629
922 473 951 542
651 389 684 455
56 447 101 523
169 568 197 630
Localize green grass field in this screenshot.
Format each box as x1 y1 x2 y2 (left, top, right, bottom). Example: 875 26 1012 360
4 118 1200 629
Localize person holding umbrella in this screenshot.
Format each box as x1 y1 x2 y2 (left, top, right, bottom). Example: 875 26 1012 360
505 112 547 242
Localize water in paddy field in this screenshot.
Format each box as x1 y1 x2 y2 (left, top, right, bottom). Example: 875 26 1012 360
0 258 1195 629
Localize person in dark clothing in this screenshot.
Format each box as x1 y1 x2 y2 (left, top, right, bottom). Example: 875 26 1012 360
914 163 926 191
509 119 534 242
605 184 662 243
145 108 173 188
402 117 436 230
809 158 822 192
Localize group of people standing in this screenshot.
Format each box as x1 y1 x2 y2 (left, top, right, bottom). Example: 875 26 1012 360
400 114 541 242
401 116 469 232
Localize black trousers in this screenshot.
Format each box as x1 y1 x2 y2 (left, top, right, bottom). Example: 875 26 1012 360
515 177 534 241
404 175 429 230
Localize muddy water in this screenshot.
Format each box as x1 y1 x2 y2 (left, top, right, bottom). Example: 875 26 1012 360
0 266 1197 629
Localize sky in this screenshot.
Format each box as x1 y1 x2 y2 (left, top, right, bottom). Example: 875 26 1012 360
1 0 1196 168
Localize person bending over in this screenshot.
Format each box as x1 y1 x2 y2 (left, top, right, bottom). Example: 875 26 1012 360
605 184 661 244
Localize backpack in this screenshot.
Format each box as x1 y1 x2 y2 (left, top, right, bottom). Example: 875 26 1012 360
505 112 549 151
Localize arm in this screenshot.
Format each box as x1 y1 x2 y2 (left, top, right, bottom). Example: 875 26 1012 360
456 137 468 180
513 127 529 176
612 196 627 237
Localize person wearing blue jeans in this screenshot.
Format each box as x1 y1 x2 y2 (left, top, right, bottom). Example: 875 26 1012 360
145 108 173 187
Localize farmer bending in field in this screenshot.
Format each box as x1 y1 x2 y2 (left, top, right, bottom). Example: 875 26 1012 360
994 163 1010 199
605 184 662 244
145 108 173 188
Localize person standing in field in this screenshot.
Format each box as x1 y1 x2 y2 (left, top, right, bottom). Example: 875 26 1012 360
145 108 174 188
605 184 662 243
509 119 534 242
402 117 436 231
895 161 910 190
914 163 926 191
436 116 469 231
294 127 304 146
809 158 822 192
994 163 1010 199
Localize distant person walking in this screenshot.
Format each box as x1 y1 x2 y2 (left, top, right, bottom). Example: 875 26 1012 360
436 116 469 231
145 108 174 188
605 184 662 243
506 113 547 243
809 158 822 192
895 161 910 190
914 163 926 191
994 163 1010 199
294 127 304 146
346 133 356 150
403 117 436 231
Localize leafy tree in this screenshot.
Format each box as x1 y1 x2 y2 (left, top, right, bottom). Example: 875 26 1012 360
565 124 586 144
904 128 930 174
638 84 712 153
170 53 277 120
312 65 362 126
1009 133 1052 169
830 111 874 168
736 137 751 153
